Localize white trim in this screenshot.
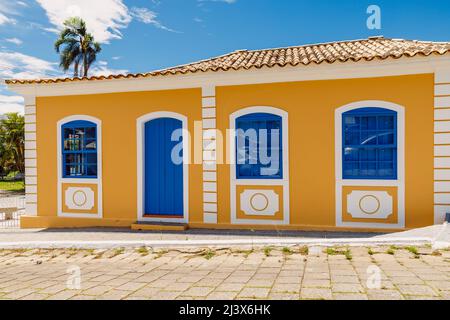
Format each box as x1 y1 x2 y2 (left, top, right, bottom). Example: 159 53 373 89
202 97 216 108
57 115 103 219
335 100 405 229
229 106 290 225
136 112 189 224
7 56 450 97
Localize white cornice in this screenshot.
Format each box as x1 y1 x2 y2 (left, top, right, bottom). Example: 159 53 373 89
6 55 450 98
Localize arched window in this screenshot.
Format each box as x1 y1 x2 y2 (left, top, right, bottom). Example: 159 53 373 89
61 120 98 178
235 113 283 179
342 107 397 180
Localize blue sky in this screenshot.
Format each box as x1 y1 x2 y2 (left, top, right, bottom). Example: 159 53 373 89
0 0 449 114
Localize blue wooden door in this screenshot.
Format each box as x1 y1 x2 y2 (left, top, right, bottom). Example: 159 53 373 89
145 118 184 216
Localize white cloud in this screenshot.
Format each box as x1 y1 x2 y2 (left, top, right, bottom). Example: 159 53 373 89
0 51 58 80
0 94 24 115
130 7 176 32
5 38 22 46
0 12 15 25
89 60 128 77
36 1 177 42
35 0 132 43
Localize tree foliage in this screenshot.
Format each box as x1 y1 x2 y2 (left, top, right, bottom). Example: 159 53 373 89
0 113 25 177
54 17 102 77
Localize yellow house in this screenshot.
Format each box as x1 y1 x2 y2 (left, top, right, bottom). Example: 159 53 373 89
5 37 450 232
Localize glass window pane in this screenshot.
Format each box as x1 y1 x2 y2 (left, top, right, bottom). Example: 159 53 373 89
344 148 359 161
378 116 394 130
360 149 376 161
360 162 377 177
86 165 97 177
344 162 359 177
379 162 394 177
361 116 377 130
345 131 359 145
361 132 378 145
85 127 96 139
379 148 395 161
86 153 97 164
64 164 85 177
378 132 394 145
85 139 97 150
344 116 359 130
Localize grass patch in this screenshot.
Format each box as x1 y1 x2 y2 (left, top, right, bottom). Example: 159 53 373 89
0 180 25 192
406 246 419 256
282 247 293 255
155 249 168 259
368 248 374 256
263 247 273 257
201 249 216 260
136 246 150 256
110 248 125 258
386 245 397 255
234 249 254 258
298 246 309 256
325 247 338 255
344 248 353 261
325 247 352 260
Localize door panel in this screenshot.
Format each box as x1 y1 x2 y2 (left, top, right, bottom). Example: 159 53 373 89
145 118 183 216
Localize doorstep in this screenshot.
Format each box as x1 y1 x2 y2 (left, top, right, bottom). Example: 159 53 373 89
131 222 189 232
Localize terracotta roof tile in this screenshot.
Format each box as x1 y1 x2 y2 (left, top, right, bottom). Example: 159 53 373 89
5 37 450 85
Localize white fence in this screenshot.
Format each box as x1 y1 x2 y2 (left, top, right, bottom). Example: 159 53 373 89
0 196 26 228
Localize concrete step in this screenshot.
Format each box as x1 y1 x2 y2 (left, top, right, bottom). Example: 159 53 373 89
131 222 189 232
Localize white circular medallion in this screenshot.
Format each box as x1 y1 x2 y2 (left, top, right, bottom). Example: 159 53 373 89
250 193 269 212
358 195 380 215
72 190 87 207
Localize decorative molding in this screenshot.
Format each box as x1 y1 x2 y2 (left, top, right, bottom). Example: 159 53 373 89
240 189 279 216
57 115 103 219
434 69 450 224
136 112 189 224
335 100 405 229
347 191 393 219
229 106 290 225
24 96 37 216
65 187 95 210
202 86 218 224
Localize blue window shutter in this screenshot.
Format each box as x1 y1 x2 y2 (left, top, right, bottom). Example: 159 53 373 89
342 108 397 180
235 113 283 180
61 120 98 179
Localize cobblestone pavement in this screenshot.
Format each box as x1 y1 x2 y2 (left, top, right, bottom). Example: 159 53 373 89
0 245 448 300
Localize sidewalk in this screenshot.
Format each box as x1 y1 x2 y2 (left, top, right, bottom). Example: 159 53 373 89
0 244 448 300
0 224 448 249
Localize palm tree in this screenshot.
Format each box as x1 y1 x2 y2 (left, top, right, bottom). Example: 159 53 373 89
54 17 101 77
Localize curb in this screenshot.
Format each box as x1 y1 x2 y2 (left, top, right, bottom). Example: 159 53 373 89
0 237 434 250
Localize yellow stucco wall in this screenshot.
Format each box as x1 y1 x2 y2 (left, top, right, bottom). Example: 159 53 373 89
27 74 434 231
216 74 434 230
34 88 204 227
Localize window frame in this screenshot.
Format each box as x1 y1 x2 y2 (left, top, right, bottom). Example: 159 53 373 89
61 120 98 179
235 112 283 180
342 107 398 180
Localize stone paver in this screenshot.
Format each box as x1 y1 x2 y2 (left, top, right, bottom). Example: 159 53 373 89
0 246 448 300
